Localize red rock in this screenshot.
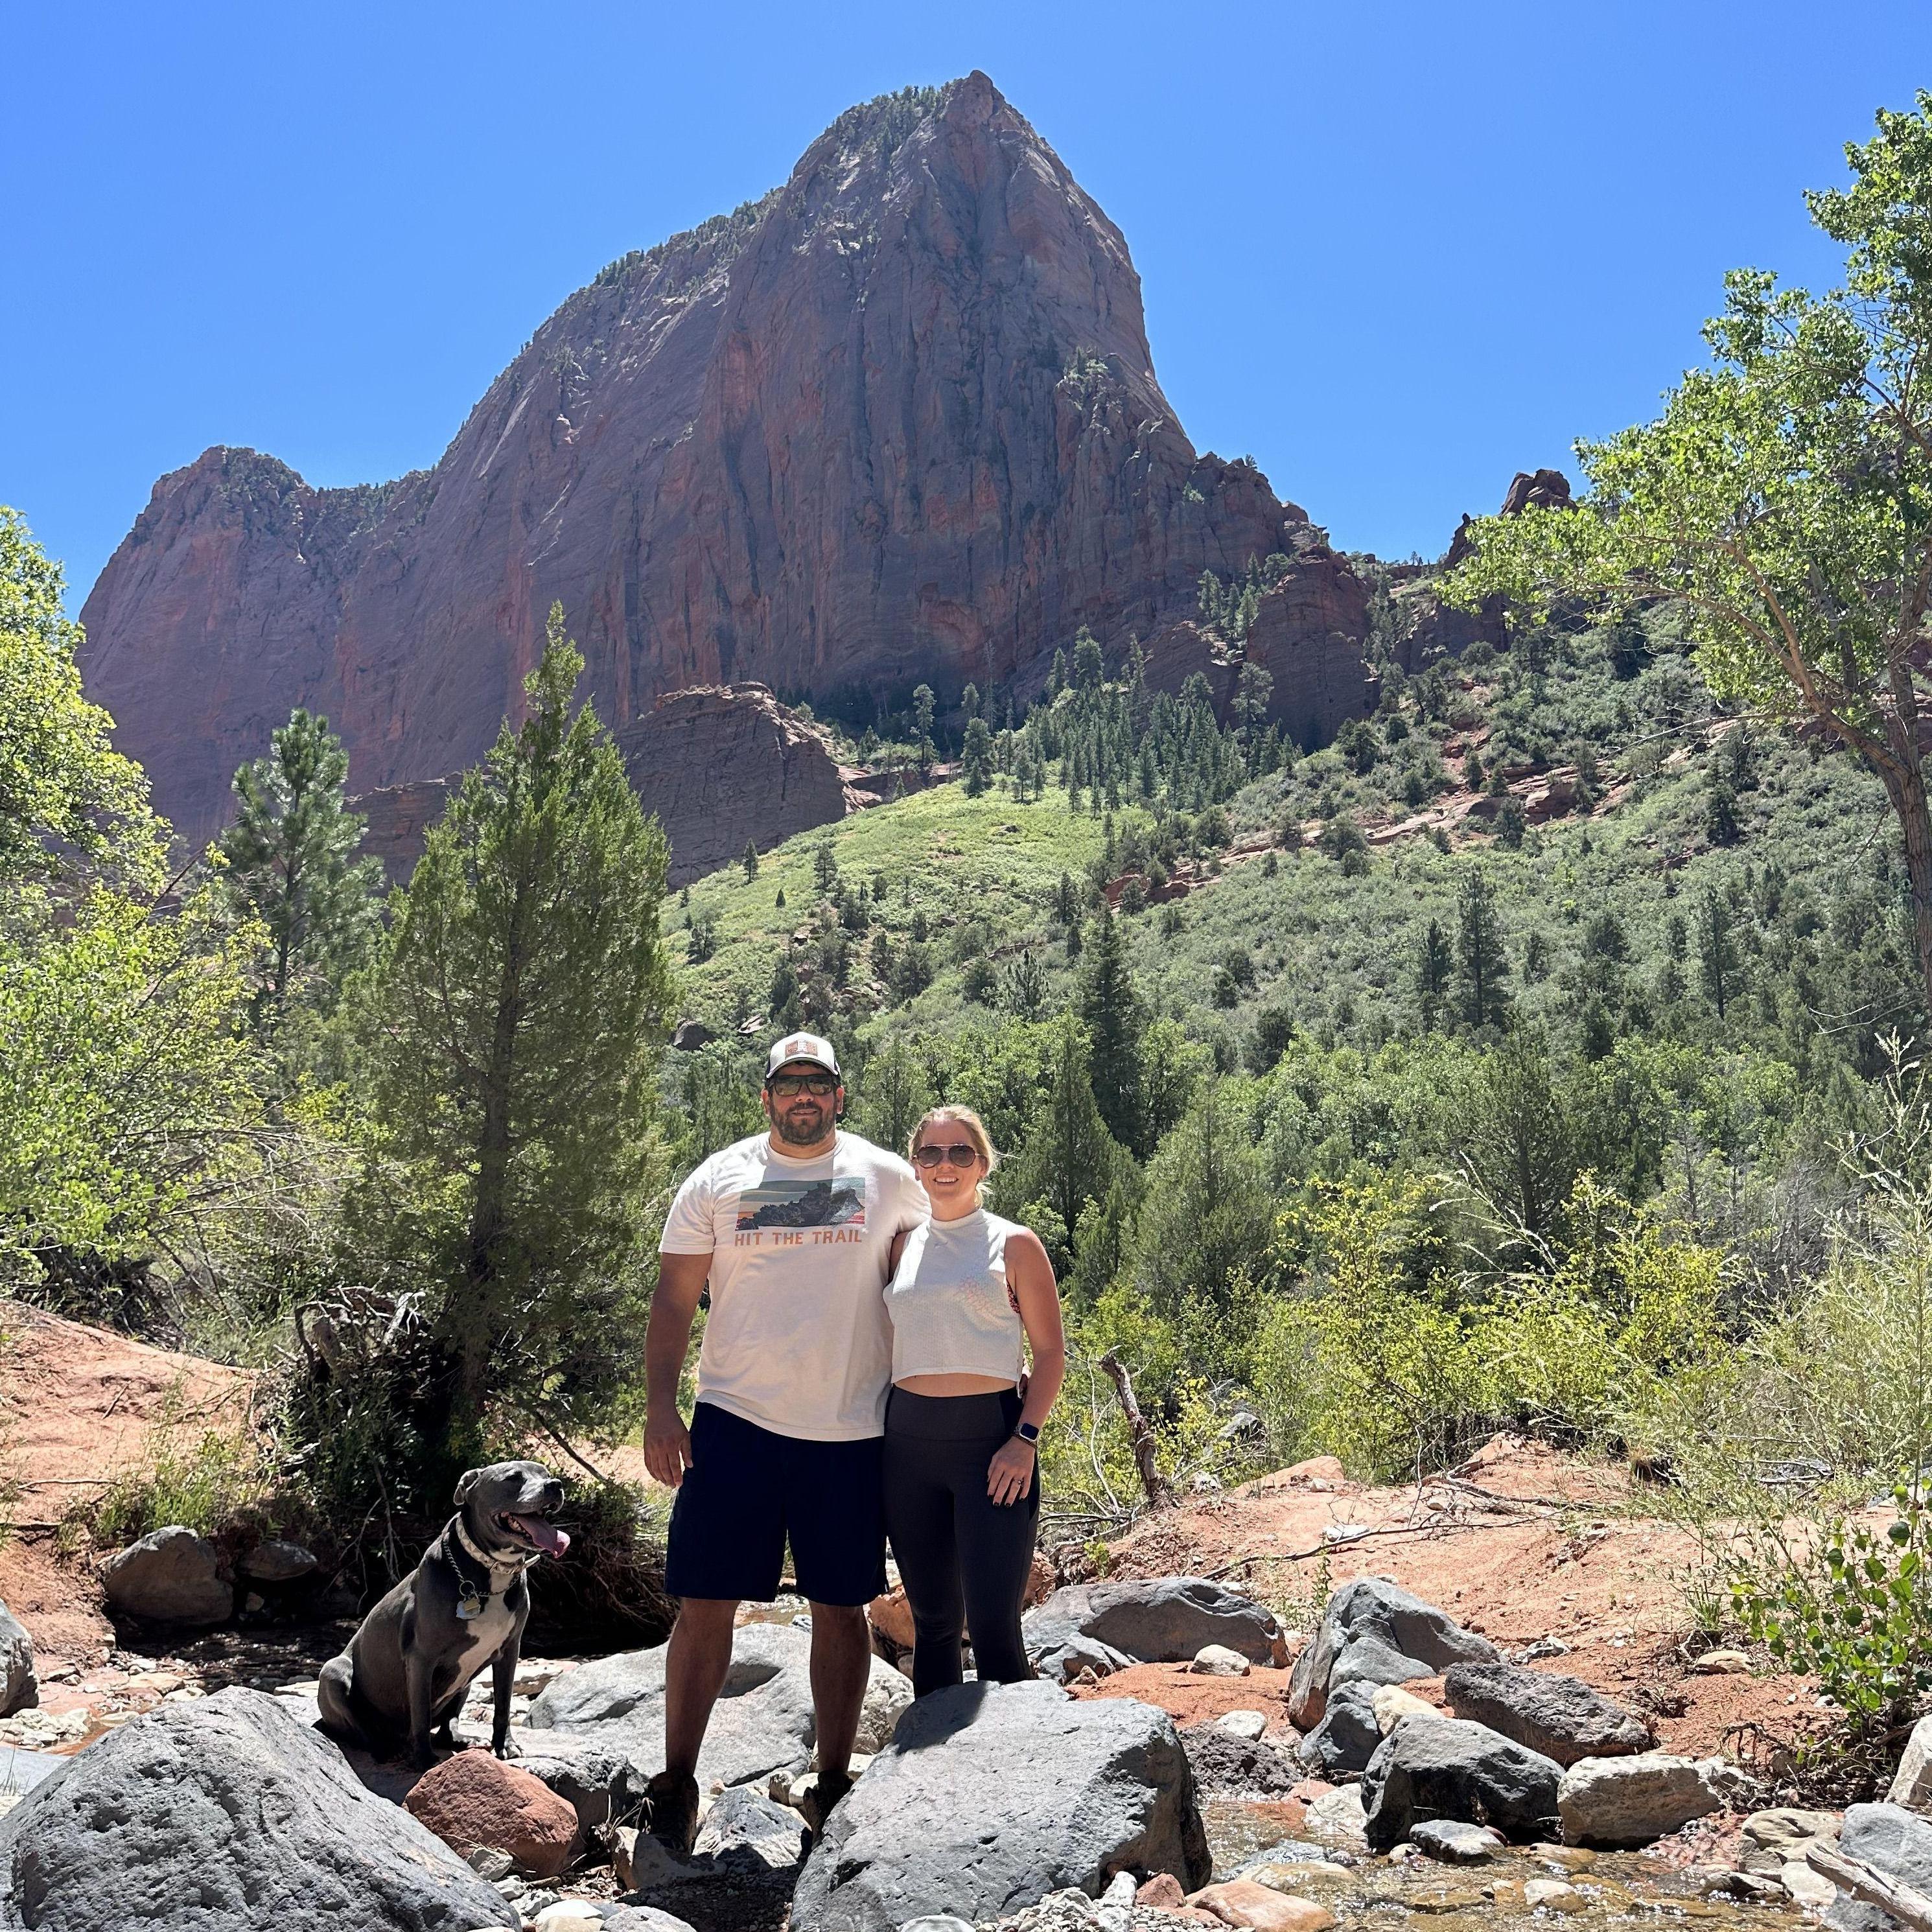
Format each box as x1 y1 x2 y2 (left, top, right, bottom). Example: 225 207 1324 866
402 1750 580 1878
1139 1874 1189 1907
80 74 1362 852
1187 1878 1336 1931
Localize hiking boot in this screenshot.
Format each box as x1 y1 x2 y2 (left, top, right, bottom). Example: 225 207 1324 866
793 1765 854 1836
643 1768 701 1857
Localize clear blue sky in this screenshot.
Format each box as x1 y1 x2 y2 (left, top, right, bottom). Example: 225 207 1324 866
6 2 1930 608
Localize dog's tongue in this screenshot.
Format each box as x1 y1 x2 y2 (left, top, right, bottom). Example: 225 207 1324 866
511 1515 569 1558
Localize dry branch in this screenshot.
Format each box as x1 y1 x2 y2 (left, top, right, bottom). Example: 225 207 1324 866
1807 1846 1932 1932
1099 1351 1174 1509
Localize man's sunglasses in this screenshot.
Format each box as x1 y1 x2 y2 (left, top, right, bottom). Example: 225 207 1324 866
767 1073 838 1097
914 1143 982 1170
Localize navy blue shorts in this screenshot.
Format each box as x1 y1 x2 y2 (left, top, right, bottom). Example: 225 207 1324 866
664 1401 887 1606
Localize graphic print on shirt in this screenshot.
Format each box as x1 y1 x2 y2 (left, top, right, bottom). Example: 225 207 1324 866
731 1177 868 1246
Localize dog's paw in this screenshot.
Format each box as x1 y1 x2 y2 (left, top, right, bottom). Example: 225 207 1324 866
492 1734 521 1760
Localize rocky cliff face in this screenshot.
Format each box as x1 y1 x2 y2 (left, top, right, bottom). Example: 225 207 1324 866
80 74 1366 848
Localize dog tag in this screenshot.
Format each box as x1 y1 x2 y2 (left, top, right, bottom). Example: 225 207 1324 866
458 1590 486 1621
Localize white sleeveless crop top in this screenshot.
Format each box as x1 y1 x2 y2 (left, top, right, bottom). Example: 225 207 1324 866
885 1209 1026 1382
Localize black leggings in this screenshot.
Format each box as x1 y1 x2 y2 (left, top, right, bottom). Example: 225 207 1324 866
883 1386 1040 1697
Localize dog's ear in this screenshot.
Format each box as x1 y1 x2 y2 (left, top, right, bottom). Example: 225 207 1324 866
453 1468 482 1506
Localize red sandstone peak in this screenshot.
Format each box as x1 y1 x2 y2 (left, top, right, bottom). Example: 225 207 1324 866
80 75 1366 849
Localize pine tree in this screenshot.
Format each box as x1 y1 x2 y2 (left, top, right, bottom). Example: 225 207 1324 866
1078 907 1146 1154
1000 1017 1132 1270
1416 918 1453 1029
912 684 937 775
962 716 994 797
1698 887 1741 1019
353 607 674 1489
218 708 382 1035
1454 867 1511 1028
960 681 982 723
742 839 760 879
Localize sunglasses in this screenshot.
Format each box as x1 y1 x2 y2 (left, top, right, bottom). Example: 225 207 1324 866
914 1143 983 1170
768 1074 837 1097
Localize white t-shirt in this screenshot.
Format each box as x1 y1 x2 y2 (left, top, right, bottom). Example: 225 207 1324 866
658 1130 927 1441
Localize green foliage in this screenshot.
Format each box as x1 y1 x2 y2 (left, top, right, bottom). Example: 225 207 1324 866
218 708 382 1038
0 507 155 885
347 606 675 1487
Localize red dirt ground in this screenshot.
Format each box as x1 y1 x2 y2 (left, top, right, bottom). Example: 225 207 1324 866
1083 1436 1827 1762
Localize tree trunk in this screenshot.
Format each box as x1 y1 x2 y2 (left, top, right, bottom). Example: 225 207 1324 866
1100 1351 1174 1509
1883 751 1932 1025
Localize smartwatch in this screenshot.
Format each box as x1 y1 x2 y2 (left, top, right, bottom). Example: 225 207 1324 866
1014 1421 1040 1447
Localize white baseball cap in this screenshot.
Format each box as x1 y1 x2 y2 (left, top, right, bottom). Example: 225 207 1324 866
765 1032 841 1080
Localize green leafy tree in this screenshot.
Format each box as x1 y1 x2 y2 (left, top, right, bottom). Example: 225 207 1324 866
1449 95 1932 1018
218 710 381 1035
352 607 675 1484
1455 868 1511 1029
0 507 153 884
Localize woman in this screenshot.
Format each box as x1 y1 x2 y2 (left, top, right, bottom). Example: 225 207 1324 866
883 1105 1066 1696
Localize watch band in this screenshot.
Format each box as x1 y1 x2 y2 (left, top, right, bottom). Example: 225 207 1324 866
1014 1421 1041 1445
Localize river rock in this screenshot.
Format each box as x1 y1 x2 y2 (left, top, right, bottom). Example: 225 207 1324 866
404 1748 582 1878
237 1537 318 1583
1025 1578 1288 1683
1296 1682 1383 1777
790 1679 1209 1930
1410 1819 1504 1863
1442 1662 1651 1767
1180 1721 1304 1798
0 1685 507 1928
1828 1803 1932 1932
1304 1786 1370 1849
691 1784 807 1869
1557 1753 1721 1847
1288 1580 1498 1729
526 1621 907 1791
1360 1715 1563 1848
0 1604 35 1717
1186 1878 1334 1930
1740 1807 1839 1874
100 1524 232 1625
1889 1716 1932 1812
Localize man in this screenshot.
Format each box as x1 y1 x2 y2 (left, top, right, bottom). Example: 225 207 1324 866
642 1031 927 1852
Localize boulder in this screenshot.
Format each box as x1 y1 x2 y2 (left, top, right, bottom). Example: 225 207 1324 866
1193 1645 1252 1677
790 1679 1209 1931
1217 1711 1269 1743
404 1748 582 1878
1025 1577 1288 1682
1556 1754 1721 1848
0 1685 508 1929
500 1733 646 1837
1303 1786 1369 1849
1740 1807 1839 1875
526 1621 907 1791
1370 1686 1435 1735
1180 1722 1305 1798
0 1603 35 1717
1828 1803 1932 1932
1296 1682 1383 1778
1360 1715 1563 1848
99 1524 232 1625
1442 1662 1651 1767
238 1538 318 1583
1288 1580 1499 1728
691 1785 807 1870
1889 1716 1932 1811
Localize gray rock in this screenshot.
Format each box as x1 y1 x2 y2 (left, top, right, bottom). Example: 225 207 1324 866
1410 1818 1504 1863
1024 1578 1287 1684
528 1622 905 1791
1556 1753 1721 1848
898 1921 975 1932
0 1685 507 1929
1829 1804 1932 1932
1296 1681 1384 1777
1889 1716 1932 1812
605 1913 699 1932
0 1606 34 1718
1360 1714 1563 1848
238 1538 318 1582
509 1733 649 1836
1288 1579 1499 1728
1178 1721 1303 1798
1304 1784 1370 1848
99 1524 232 1626
1226 1841 1349 1879
1443 1662 1651 1767
692 1784 807 1869
790 1679 1209 1931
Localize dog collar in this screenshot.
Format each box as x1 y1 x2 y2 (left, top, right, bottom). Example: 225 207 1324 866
452 1515 539 1590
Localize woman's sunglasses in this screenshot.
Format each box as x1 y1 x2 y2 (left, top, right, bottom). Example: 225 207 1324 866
914 1143 982 1170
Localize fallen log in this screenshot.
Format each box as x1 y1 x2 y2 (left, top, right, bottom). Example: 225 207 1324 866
1807 1844 1932 1932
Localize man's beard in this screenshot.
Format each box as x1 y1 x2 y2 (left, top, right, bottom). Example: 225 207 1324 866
773 1108 830 1146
